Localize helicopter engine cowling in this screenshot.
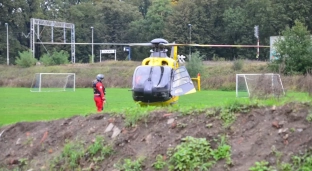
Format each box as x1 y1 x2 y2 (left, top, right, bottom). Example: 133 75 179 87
132 65 173 103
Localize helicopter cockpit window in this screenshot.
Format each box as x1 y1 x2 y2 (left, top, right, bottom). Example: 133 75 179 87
133 66 172 88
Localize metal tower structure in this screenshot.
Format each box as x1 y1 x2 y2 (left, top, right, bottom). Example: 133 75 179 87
30 18 76 63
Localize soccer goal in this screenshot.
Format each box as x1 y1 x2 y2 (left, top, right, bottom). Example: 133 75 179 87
30 73 75 92
236 73 285 98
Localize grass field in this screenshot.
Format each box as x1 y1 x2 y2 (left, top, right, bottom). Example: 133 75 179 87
1 88 311 126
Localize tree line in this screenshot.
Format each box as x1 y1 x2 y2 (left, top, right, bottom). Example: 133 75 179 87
1 0 312 64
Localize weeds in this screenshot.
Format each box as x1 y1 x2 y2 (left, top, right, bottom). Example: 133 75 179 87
250 149 312 171
306 111 312 122
114 158 145 171
152 155 167 170
123 104 156 127
167 136 231 171
50 137 113 170
249 161 272 171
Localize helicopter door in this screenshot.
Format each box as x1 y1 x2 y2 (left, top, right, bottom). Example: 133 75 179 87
171 66 196 96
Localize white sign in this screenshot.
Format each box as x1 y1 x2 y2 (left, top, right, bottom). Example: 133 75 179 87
254 25 259 39
100 49 117 62
101 49 116 54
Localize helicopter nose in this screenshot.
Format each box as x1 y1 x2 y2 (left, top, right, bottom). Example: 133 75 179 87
143 80 153 95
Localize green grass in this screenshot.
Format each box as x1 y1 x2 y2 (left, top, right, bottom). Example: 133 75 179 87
0 88 311 126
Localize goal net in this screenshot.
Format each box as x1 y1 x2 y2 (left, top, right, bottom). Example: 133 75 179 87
236 73 285 98
30 73 75 92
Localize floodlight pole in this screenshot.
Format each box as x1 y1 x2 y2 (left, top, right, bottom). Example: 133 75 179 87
188 24 192 60
5 23 9 65
91 26 94 63
254 25 259 59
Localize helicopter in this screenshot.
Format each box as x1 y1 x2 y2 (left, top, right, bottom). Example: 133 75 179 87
131 38 196 106
37 38 270 106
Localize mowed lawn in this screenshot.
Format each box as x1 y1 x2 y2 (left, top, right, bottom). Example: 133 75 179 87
0 88 311 126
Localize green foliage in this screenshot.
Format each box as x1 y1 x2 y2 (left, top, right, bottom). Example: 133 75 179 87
152 155 167 170
87 136 113 158
272 20 312 75
249 161 272 171
211 135 232 165
15 50 38 68
167 136 231 171
186 51 204 78
123 104 157 127
114 158 145 171
49 137 113 170
251 149 312 171
61 141 85 169
168 136 214 171
306 112 312 122
39 49 70 66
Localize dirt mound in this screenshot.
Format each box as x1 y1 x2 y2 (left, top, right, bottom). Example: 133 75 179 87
0 102 312 171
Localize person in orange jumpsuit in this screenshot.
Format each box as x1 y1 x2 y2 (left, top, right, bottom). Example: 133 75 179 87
93 74 106 112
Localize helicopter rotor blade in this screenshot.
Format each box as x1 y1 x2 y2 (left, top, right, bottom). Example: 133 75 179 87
34 42 154 46
164 43 270 48
35 42 269 48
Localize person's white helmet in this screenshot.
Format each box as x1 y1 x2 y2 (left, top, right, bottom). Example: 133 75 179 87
96 74 104 81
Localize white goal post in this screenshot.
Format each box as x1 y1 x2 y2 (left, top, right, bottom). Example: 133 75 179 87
30 73 75 92
236 73 285 98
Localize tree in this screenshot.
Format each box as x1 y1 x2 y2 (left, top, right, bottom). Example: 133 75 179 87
273 20 312 74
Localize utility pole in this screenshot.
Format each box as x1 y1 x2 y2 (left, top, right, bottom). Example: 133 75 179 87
5 23 9 65
90 26 94 63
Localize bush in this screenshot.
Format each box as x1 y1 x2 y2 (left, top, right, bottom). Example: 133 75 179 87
186 51 204 77
15 50 38 68
40 49 70 66
232 59 244 71
273 20 312 75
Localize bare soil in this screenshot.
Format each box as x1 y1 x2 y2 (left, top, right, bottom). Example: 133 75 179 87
0 102 312 171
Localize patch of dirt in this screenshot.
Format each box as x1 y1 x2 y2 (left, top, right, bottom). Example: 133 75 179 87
0 102 312 171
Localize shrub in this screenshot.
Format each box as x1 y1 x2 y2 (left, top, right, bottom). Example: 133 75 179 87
40 49 70 66
15 50 38 68
272 20 312 75
186 51 204 78
232 59 244 71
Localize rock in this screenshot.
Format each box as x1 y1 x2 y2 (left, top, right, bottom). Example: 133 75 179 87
272 121 280 129
105 123 115 133
112 127 121 138
10 159 19 165
88 127 96 134
145 134 152 144
16 138 21 145
171 122 177 129
108 118 115 123
278 128 288 134
167 118 175 124
163 113 172 117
